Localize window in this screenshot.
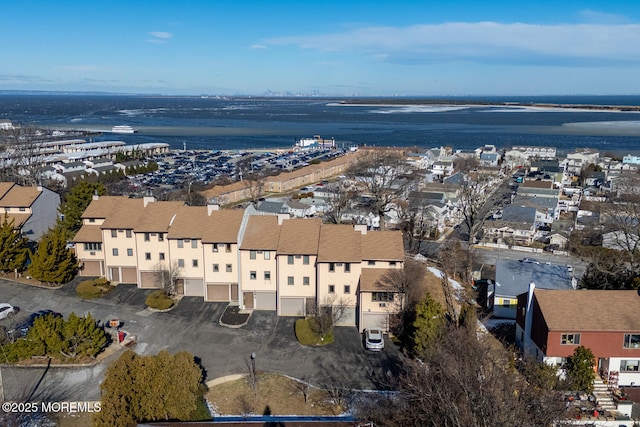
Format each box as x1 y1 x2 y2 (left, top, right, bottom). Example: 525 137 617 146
89 218 95 223
288 255 294 265
288 276 294 286
225 244 231 253
329 263 335 272
125 248 132 256
159 252 165 261
213 264 219 272
213 243 218 252
84 242 102 251
192 259 198 267
561 333 581 345
502 299 512 308
621 360 640 372
264 271 271 280
624 334 640 349
178 259 185 268
344 263 350 273
303 276 310 286
303 255 309 265
144 252 150 260
344 285 351 294
144 232 150 241
250 250 257 260
264 251 270 260
3 207 8 212
226 264 232 272
372 292 394 302
178 240 184 248
389 261 397 267
250 271 257 280
191 240 198 249
158 233 164 242
111 230 117 238
328 284 335 294
112 248 119 256
19 207 25 212
126 229 132 238
368 260 376 266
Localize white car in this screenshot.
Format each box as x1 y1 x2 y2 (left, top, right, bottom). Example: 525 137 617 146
365 328 385 351
0 303 16 320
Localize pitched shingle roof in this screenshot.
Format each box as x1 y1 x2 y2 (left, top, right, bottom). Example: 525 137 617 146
202 209 245 243
534 289 640 332
0 185 41 207
136 201 184 233
277 218 322 255
317 224 361 262
73 225 103 243
360 268 396 292
361 231 404 261
240 216 280 250
0 183 15 199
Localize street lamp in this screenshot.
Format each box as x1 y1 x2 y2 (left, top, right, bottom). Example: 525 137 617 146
250 352 256 377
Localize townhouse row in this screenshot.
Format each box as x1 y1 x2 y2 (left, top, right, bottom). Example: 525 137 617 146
73 195 405 331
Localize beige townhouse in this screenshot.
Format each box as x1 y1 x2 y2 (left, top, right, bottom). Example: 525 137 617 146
238 215 280 310
0 182 60 241
276 218 322 317
74 195 405 330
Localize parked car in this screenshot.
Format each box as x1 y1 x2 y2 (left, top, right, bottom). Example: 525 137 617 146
8 310 62 338
0 303 16 320
364 328 385 351
520 258 540 264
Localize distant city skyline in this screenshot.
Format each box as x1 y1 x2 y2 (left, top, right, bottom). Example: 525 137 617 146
2 0 640 96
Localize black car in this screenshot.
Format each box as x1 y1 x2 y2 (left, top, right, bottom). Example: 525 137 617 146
9 310 62 338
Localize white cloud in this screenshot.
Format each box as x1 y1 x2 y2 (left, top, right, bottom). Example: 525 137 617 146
250 44 268 49
150 31 173 39
578 9 631 24
264 21 640 65
147 32 173 43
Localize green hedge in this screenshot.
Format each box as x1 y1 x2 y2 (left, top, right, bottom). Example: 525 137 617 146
146 290 174 310
76 278 114 299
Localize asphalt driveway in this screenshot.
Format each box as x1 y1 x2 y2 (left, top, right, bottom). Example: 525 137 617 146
0 278 401 401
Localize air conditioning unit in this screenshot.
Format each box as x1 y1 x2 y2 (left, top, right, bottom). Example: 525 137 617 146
90 251 96 256
379 303 387 308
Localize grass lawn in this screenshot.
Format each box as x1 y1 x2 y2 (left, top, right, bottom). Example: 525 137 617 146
207 373 343 416
295 318 333 346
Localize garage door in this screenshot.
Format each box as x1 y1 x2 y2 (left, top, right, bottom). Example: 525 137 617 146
280 297 305 316
255 292 276 311
139 272 160 289
81 260 102 276
184 278 204 297
361 313 389 333
335 307 356 327
206 284 230 302
121 267 137 284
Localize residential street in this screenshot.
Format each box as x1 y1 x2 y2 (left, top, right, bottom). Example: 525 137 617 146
0 279 400 401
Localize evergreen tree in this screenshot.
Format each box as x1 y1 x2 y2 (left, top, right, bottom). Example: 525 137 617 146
95 350 205 426
58 182 106 238
29 225 78 284
0 213 30 273
565 346 596 393
61 312 107 358
411 293 446 355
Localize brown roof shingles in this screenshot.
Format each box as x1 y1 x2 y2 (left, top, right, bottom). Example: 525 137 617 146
240 216 280 250
0 183 15 200
361 231 404 261
277 218 322 255
535 289 640 332
360 268 396 292
0 185 40 207
202 209 245 243
317 224 361 263
136 201 184 233
73 225 103 243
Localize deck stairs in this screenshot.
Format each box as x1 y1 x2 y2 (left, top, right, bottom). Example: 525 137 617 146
593 378 617 412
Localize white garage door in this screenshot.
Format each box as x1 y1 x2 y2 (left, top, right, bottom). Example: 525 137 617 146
184 278 204 297
139 272 160 289
280 297 305 317
255 292 276 311
334 307 356 327
361 313 389 333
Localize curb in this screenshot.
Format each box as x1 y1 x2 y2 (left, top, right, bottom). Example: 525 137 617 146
206 374 246 388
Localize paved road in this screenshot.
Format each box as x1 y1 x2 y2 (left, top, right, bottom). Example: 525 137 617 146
0 279 400 401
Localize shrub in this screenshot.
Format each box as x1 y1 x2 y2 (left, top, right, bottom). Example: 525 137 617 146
295 318 333 346
76 278 114 299
146 290 174 310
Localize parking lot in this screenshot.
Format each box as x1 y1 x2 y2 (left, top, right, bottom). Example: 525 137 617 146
0 278 401 401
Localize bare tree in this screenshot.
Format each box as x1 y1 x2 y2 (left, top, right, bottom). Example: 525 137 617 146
457 178 488 242
396 197 437 254
289 377 312 405
347 150 416 229
0 125 49 185
323 187 357 224
308 295 351 337
153 261 183 296
453 155 479 174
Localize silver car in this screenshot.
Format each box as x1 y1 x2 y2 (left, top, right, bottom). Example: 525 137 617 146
0 303 16 320
365 328 385 351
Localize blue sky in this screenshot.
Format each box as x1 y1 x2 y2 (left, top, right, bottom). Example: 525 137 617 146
2 0 640 96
